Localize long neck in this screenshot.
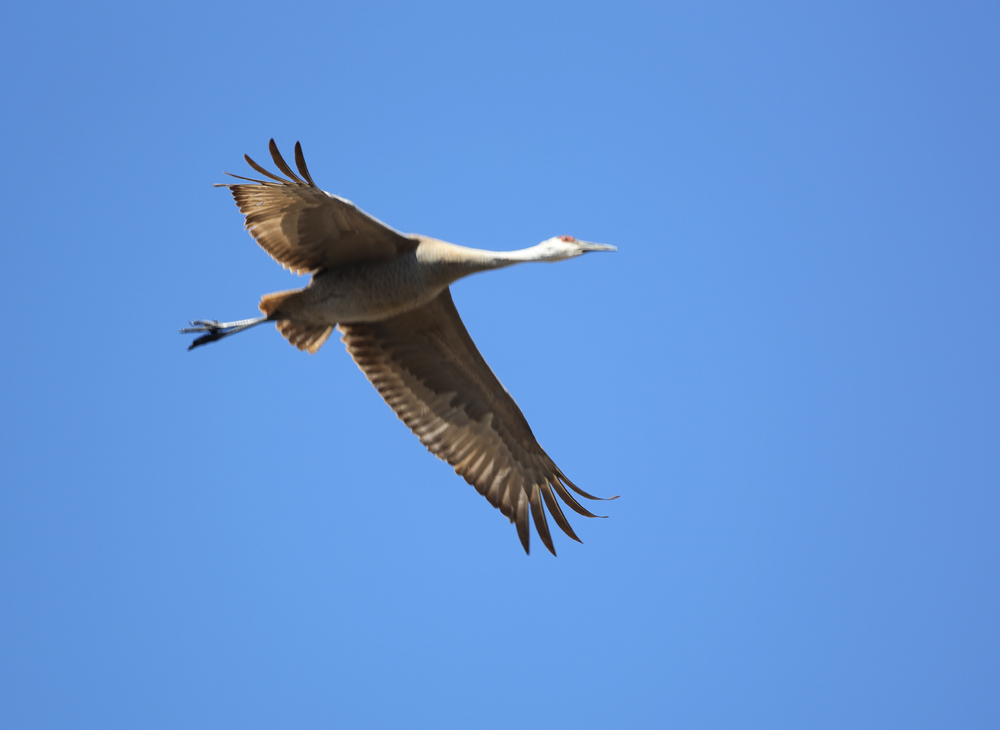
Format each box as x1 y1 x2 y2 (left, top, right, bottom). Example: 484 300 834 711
415 237 551 285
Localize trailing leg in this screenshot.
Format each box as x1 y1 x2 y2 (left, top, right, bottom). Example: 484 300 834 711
180 316 270 350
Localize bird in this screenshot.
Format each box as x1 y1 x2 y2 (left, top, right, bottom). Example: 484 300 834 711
182 139 617 555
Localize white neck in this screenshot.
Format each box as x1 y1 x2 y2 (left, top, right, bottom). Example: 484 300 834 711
415 238 563 284
481 242 560 265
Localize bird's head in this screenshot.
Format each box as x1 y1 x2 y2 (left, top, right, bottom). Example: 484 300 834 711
535 235 617 261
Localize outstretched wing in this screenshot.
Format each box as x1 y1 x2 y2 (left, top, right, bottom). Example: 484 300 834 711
338 288 611 555
217 139 417 274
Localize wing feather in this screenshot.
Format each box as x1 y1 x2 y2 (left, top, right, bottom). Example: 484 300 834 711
338 288 609 555
541 482 581 543
528 484 555 555
218 139 416 274
268 138 305 184
550 476 600 519
515 492 531 554
294 141 317 186
243 153 289 183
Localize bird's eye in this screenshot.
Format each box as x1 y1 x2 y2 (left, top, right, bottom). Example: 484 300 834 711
559 235 576 242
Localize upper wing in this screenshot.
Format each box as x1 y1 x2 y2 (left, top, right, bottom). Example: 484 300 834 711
338 288 610 555
217 139 417 274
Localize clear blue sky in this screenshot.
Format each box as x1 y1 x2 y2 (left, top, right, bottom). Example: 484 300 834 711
1 1 997 728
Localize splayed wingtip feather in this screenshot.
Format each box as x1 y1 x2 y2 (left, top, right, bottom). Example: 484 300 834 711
243 153 288 184
515 491 531 555
294 141 317 186
558 470 616 501
268 139 305 184
550 476 602 519
528 484 556 556
541 481 581 543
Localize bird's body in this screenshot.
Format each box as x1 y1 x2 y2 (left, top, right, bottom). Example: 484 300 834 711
262 238 489 325
265 241 452 325
183 140 616 555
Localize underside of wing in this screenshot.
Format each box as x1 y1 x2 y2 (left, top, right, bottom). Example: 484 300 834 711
338 288 609 555
217 139 417 274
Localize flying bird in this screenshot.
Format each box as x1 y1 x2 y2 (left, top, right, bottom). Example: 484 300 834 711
182 140 616 555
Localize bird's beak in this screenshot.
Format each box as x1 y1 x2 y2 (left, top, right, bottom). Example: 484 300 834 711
579 241 617 252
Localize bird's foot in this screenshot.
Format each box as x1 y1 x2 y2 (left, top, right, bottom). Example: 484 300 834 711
180 317 269 350
180 320 232 350
180 319 225 333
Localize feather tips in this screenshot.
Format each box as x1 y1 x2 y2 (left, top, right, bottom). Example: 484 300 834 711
268 138 305 184
294 141 317 186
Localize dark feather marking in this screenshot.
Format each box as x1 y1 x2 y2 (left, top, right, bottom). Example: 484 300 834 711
294 141 317 187
243 154 289 184
515 491 531 555
529 484 556 556
551 476 600 519
541 482 581 543
268 139 305 185
558 469 618 501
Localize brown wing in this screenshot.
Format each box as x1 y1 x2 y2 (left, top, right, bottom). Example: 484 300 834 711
338 288 609 555
216 139 416 274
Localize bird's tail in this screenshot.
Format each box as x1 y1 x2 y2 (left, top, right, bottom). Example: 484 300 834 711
259 289 333 354
258 289 300 318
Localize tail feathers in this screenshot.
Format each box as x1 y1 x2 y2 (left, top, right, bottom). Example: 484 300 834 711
276 321 334 354
259 289 333 353
259 289 300 317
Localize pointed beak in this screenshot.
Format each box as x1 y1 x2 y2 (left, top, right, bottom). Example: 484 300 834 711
579 241 617 252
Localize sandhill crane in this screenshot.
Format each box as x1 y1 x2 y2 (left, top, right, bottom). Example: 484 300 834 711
182 140 616 555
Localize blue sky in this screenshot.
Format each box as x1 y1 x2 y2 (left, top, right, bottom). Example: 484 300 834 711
1 1 997 727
